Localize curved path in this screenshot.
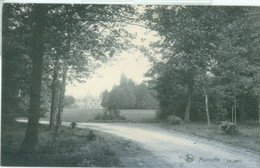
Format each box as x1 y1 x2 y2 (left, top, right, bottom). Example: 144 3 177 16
76 123 259 168
16 120 260 168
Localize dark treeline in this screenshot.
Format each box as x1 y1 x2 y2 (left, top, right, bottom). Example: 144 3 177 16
101 74 159 110
143 6 260 123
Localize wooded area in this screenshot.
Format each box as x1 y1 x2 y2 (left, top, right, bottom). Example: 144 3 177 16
143 6 260 123
2 4 137 153
2 4 260 155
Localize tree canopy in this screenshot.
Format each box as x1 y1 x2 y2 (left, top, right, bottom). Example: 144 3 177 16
101 74 159 110
143 6 260 121
2 3 139 153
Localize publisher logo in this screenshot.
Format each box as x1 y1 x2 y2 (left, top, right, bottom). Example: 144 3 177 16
185 154 195 163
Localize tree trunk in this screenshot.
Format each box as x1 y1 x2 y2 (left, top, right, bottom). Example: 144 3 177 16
203 88 210 125
20 5 47 153
184 74 193 122
54 7 71 135
54 60 68 135
184 94 191 122
49 57 59 131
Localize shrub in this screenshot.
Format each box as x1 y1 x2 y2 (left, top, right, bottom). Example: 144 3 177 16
220 121 239 135
94 108 125 121
167 115 183 125
87 130 96 141
71 122 77 129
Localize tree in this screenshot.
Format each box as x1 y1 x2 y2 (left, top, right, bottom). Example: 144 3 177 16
3 3 137 153
101 90 109 108
45 5 137 133
144 6 221 121
18 3 139 151
101 75 158 110
64 95 75 108
134 83 158 109
20 4 47 153
144 6 260 123
2 4 34 123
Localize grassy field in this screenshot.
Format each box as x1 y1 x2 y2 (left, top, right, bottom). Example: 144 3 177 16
61 109 103 122
44 109 156 123
160 122 260 153
121 109 156 122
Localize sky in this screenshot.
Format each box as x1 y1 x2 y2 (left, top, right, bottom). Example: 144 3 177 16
66 23 158 99
66 51 152 98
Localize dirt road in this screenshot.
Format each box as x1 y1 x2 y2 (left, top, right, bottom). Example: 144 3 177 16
75 122 259 168
16 120 259 167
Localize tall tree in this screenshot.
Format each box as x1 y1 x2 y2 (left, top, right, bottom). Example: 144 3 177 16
49 56 59 130
49 5 137 133
41 4 137 132
20 4 47 153
3 3 138 152
144 6 221 121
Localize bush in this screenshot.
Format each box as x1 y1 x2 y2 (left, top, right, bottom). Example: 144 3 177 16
87 130 96 141
94 109 125 121
71 122 77 129
167 115 183 125
220 121 239 135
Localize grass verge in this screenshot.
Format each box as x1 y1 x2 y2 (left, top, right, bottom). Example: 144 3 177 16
1 122 120 167
160 122 260 153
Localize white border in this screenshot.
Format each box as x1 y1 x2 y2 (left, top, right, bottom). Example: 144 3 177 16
0 0 260 6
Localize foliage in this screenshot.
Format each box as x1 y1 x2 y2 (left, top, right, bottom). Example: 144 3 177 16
2 4 51 121
1 123 120 167
94 109 126 121
3 3 139 152
144 6 260 122
167 115 183 125
160 122 259 152
71 121 77 129
220 121 239 135
87 130 96 141
64 95 75 108
101 74 159 110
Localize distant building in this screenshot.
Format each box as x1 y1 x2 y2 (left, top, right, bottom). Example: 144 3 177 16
75 96 103 109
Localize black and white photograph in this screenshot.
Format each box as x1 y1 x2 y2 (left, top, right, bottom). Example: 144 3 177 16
1 1 260 167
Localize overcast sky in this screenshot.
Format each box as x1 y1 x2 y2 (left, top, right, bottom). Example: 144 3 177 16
66 51 151 98
66 24 158 98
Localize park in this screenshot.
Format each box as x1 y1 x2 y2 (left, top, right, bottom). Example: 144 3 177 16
2 3 260 168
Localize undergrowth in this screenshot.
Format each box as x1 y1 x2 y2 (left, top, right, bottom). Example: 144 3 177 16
94 109 126 121
1 122 120 167
161 121 259 152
